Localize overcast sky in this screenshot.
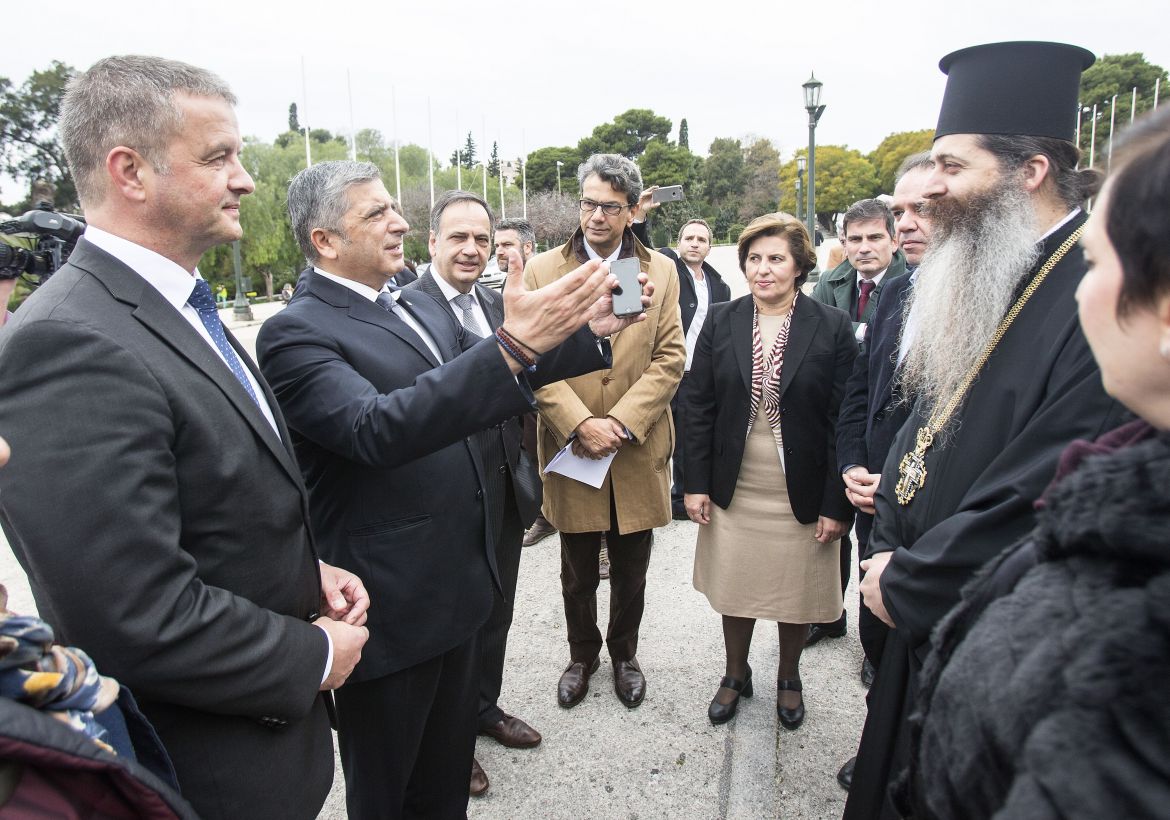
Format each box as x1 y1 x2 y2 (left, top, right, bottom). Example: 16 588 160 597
4 0 1167 202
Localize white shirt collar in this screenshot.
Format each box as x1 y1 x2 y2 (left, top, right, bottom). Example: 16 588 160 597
84 225 204 308
583 239 621 262
313 267 390 302
430 268 478 306
857 268 887 289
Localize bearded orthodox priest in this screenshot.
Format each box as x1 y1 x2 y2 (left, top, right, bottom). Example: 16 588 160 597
844 42 1130 819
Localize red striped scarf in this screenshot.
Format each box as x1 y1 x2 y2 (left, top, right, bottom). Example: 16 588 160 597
747 294 797 449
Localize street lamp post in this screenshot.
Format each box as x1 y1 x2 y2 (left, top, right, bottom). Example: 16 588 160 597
795 155 806 223
231 239 253 322
555 160 564 196
802 73 826 245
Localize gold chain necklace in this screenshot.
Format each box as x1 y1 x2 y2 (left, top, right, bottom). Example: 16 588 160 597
894 224 1085 506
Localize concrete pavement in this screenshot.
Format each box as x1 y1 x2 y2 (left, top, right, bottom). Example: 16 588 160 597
0 249 868 818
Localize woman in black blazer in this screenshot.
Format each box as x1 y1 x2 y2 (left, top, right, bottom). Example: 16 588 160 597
684 214 857 728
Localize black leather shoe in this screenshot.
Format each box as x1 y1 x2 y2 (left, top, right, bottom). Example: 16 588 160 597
613 657 646 708
836 756 855 790
805 614 846 646
860 658 876 688
557 657 600 708
470 757 489 797
708 667 753 725
776 678 804 730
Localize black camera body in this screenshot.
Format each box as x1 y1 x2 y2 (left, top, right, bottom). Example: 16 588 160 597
0 209 86 284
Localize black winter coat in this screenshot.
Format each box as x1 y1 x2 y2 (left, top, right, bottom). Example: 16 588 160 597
898 423 1170 819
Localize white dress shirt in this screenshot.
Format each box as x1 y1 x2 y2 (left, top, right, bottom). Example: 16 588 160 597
313 267 444 363
84 226 280 435
684 268 709 372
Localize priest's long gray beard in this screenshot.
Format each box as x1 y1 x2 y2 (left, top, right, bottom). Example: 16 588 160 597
899 177 1041 423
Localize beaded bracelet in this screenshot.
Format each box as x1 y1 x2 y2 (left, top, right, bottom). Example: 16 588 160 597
495 327 537 372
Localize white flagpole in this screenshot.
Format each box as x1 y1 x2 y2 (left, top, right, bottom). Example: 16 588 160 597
456 111 462 190
301 57 312 168
482 116 488 202
1155 78 1161 110
522 130 527 218
1131 87 1138 124
1107 95 1118 172
1075 104 1082 150
347 69 357 161
1088 103 1097 168
428 98 435 209
498 134 506 219
392 86 402 204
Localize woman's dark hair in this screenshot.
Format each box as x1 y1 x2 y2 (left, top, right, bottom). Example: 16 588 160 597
736 214 816 288
1102 106 1170 316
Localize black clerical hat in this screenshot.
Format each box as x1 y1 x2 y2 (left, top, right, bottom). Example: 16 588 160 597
935 41 1095 141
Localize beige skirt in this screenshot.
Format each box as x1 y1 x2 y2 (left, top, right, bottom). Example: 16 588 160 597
693 420 842 623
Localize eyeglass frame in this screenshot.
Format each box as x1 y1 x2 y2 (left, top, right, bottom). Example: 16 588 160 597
578 199 632 217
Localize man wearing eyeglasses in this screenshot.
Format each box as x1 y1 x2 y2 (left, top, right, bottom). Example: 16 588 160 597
524 154 685 710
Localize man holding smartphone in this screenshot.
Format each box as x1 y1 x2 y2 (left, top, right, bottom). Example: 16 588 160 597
524 154 685 710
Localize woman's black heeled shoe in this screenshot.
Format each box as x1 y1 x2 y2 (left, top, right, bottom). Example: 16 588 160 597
777 678 804 730
708 667 754 725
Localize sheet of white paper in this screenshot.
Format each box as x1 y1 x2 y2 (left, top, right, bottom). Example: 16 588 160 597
543 441 617 488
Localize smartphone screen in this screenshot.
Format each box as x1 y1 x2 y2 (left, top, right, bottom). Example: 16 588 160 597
609 257 645 317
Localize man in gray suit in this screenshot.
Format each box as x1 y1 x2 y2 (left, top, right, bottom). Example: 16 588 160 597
407 192 543 798
0 56 368 820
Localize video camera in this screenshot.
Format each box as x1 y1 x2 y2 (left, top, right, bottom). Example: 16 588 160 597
0 209 86 285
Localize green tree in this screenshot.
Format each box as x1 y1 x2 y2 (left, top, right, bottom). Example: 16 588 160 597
1079 53 1168 166
0 61 76 209
449 131 477 170
487 142 501 177
777 146 880 231
702 137 745 208
288 103 300 133
577 109 672 159
678 118 689 149
397 144 436 179
868 128 934 193
524 146 579 194
739 137 781 222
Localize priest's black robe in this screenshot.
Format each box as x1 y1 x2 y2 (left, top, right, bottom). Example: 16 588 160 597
843 213 1129 820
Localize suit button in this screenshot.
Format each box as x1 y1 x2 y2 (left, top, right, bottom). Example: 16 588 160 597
476 489 483 500
602 376 612 385
498 465 507 474
688 302 696 308
785 447 794 455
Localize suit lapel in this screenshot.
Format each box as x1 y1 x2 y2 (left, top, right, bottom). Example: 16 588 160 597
477 284 504 332
415 271 458 324
780 297 819 398
93 263 305 487
729 297 754 391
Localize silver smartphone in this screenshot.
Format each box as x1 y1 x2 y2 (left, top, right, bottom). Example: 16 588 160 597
609 257 645 317
651 185 684 204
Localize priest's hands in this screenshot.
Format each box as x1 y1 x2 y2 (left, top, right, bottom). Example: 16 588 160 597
859 551 895 628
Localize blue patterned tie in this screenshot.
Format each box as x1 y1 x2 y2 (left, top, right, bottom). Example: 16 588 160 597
187 279 261 407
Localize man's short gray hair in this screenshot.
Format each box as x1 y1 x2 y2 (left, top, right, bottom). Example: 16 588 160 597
287 160 383 263
495 218 535 249
841 198 895 239
577 154 643 205
430 190 494 235
895 151 934 183
59 55 237 207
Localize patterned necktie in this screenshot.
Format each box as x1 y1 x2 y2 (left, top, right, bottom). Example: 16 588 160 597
375 286 399 312
857 279 876 321
187 279 261 407
452 292 486 338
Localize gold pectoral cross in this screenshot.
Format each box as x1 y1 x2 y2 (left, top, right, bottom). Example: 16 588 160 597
895 427 934 505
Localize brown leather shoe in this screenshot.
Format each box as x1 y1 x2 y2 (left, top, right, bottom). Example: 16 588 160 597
557 657 600 708
470 757 489 797
613 657 646 708
522 516 557 548
480 713 542 748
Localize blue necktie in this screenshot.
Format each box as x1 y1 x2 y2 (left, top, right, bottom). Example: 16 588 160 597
187 279 261 407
